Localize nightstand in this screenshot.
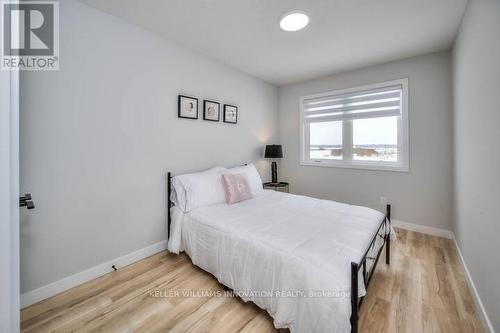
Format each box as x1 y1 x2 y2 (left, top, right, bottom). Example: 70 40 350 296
263 182 289 193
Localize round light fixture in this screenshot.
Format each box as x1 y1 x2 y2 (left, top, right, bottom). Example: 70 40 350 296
279 11 309 32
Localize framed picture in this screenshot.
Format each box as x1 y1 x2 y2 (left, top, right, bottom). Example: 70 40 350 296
223 104 238 124
203 100 220 122
178 95 198 119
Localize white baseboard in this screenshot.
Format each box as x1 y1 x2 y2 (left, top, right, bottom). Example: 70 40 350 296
452 236 495 333
20 240 167 309
392 219 454 239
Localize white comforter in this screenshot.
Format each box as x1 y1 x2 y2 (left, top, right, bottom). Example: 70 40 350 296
168 190 386 333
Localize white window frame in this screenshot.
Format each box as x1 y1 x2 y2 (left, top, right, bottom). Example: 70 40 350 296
299 78 409 172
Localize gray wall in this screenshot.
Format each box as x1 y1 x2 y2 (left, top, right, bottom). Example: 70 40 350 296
452 0 500 330
19 0 277 293
278 52 453 230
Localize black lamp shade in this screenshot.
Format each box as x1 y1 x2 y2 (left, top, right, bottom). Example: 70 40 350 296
265 145 283 158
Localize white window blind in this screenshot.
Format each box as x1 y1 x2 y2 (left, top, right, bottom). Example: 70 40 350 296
300 79 409 172
302 85 402 122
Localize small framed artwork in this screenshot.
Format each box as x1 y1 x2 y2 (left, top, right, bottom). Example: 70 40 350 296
178 95 198 119
203 100 220 122
223 104 238 124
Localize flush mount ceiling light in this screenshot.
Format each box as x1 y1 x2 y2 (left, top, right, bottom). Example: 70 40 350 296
279 11 309 32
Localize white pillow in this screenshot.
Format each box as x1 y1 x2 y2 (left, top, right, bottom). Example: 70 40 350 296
224 163 263 196
171 166 225 212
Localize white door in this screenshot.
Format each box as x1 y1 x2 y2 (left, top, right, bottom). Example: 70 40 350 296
0 67 20 332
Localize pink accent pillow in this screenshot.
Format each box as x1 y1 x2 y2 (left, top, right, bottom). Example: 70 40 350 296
221 173 253 204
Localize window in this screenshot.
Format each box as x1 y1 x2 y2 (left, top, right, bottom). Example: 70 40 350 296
300 79 409 171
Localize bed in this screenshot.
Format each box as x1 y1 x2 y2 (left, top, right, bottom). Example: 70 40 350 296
166 165 391 333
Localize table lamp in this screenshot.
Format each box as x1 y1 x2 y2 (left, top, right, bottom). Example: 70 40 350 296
264 145 283 184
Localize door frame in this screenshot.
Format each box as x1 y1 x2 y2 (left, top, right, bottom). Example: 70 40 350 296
0 66 20 332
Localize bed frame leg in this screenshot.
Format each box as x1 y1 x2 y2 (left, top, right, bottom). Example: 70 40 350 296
386 235 391 265
167 172 172 241
386 204 391 265
350 262 359 333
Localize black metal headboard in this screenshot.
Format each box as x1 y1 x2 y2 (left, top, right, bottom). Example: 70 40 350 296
167 172 173 240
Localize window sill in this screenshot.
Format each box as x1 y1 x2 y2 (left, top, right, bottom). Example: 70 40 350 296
299 160 409 173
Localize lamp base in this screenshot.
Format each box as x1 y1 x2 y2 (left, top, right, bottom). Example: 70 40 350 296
271 161 278 183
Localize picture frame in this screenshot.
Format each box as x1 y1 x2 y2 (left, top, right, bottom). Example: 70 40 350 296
223 104 238 124
178 95 198 119
203 100 220 122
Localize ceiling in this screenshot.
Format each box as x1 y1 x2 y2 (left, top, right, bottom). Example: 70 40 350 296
80 0 467 86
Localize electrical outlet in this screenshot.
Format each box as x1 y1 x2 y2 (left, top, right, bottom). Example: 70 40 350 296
380 196 387 206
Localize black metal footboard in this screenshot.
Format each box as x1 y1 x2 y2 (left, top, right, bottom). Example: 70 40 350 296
350 204 391 333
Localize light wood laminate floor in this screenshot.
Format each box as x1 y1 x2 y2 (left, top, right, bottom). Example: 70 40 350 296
21 229 484 332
